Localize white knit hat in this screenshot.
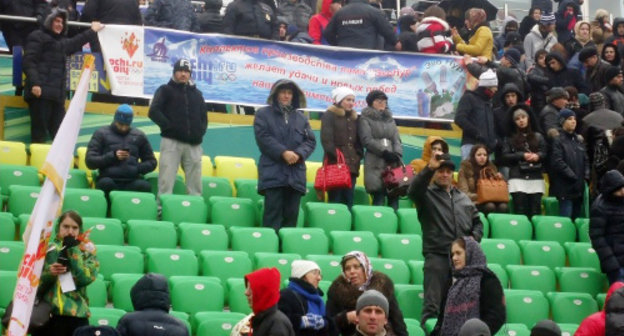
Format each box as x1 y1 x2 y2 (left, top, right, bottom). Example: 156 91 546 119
478 69 498 88
291 260 321 278
332 87 355 104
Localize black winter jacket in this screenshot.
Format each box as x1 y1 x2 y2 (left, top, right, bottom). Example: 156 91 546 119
252 305 296 336
80 0 142 24
590 170 624 274
548 131 589 199
454 89 497 152
501 130 547 181
144 0 198 31
278 278 332 336
117 273 189 336
22 9 96 103
321 105 362 175
586 60 611 93
196 0 223 33
408 166 483 254
527 64 551 121
223 0 278 39
606 286 624 335
545 52 589 94
85 123 157 181
539 103 561 138
600 84 624 116
322 0 397 50
148 79 208 145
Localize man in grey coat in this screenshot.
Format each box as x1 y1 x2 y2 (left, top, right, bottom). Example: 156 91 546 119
407 153 483 328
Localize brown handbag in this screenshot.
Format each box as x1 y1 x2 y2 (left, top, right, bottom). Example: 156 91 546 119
476 167 509 204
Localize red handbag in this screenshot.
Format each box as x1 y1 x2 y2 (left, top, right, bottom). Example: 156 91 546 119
314 149 352 192
382 162 415 197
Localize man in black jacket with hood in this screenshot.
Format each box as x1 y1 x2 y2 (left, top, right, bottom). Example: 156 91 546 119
116 273 189 336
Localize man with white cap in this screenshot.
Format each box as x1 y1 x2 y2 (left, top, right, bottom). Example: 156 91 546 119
353 289 389 336
279 260 332 336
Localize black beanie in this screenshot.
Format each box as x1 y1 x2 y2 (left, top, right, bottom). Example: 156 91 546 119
173 59 192 73
366 90 388 106
605 65 622 82
578 47 598 62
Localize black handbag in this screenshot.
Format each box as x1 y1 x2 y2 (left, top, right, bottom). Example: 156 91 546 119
2 284 53 332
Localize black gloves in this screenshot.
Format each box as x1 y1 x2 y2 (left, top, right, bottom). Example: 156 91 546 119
63 235 80 248
382 150 400 163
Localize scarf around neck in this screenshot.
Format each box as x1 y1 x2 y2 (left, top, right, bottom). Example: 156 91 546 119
288 279 326 316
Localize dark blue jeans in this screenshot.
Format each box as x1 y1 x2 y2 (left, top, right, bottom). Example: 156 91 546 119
558 197 583 220
372 190 398 211
327 173 357 209
263 187 302 232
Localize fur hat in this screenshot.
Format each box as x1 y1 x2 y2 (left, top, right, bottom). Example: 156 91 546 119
114 104 133 125
478 69 498 87
291 260 320 278
578 47 598 62
332 87 355 104
546 87 569 102
366 90 388 106
356 289 389 316
173 59 192 73
605 66 623 82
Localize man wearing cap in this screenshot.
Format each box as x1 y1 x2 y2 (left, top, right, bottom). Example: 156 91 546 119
407 149 483 327
353 290 389 336
579 47 610 92
599 66 624 116
454 68 498 159
524 12 557 68
548 108 589 219
149 59 208 197
86 104 157 199
539 86 569 138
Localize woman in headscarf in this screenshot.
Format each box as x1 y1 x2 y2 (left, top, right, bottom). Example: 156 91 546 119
451 8 494 60
326 251 407 336
431 237 506 336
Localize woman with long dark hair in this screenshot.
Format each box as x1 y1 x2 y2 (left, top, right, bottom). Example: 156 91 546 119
602 43 622 67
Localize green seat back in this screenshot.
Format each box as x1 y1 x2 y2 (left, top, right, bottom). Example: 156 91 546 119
234 179 263 204
329 230 378 256
0 165 39 198
404 318 425 336
504 289 549 328
407 260 424 285
354 186 371 205
556 267 607 297
96 245 144 281
226 278 252 314
305 202 351 234
488 213 532 242
230 227 278 255
394 284 424 320
378 233 422 262
146 248 198 277
82 217 124 246
279 227 329 256
532 215 576 245
109 191 158 223
506 265 556 295
8 185 41 217
193 311 247 335
519 240 566 270
86 274 107 308
0 241 24 272
111 273 144 311
199 250 252 284
0 270 17 308
352 205 398 236
547 292 598 325
65 169 90 189
88 307 126 327
0 213 15 241
179 223 228 254
494 324 531 336
488 263 509 288
169 276 224 314
160 194 208 225
127 220 177 251
254 252 301 284
369 257 410 284
305 254 343 282
209 197 256 229
396 208 421 235
480 238 521 268
564 242 601 270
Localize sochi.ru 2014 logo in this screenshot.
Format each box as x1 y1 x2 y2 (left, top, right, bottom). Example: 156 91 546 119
121 32 140 58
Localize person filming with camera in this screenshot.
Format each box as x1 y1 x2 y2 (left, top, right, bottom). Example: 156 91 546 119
407 148 483 329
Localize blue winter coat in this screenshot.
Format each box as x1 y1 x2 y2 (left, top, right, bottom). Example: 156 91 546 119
254 79 316 194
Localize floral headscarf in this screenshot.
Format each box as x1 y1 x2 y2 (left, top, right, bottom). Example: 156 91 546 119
341 251 374 291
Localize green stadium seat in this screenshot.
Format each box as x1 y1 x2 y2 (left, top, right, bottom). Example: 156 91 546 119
109 191 158 223
160 194 208 225
202 176 234 203
480 212 490 238
234 179 263 204
504 289 549 328
279 227 329 256
169 276 224 314
519 240 566 270
404 318 425 336
506 265 556 295
576 219 590 243
574 217 589 232
352 205 398 236
8 185 41 217
226 278 252 314
547 291 598 325
556 267 607 297
299 183 320 207
86 274 107 308
532 215 576 245
495 324 531 336
597 293 606 310
488 263 509 288
179 223 228 254
0 241 23 272
0 213 16 241
111 273 144 311
196 312 247 336
146 248 198 277
82 217 124 246
127 220 177 251
305 254 343 282
209 197 256 229
564 242 601 270
329 230 378 256
144 171 187 195
480 239 521 268
398 196 414 209
17 214 31 238
199 250 253 284
354 186 371 205
407 260 424 285
0 165 39 200
96 245 144 280
394 284 424 320
65 169 90 189
88 307 126 327
488 213 533 242
396 208 421 235
0 270 16 309
369 257 410 284
230 227 278 255
542 197 559 216
378 233 423 262
0 141 27 165
254 252 301 282
305 202 351 234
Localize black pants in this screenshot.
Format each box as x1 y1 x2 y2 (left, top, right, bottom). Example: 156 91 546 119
32 314 88 336
511 192 543 219
327 173 358 209
263 187 302 232
28 98 65 143
96 177 152 199
421 252 451 325
371 190 398 210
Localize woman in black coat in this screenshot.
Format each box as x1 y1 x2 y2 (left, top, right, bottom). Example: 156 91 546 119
431 237 506 336
278 260 333 336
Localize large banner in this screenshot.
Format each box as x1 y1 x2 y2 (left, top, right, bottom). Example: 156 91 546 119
98 25 470 121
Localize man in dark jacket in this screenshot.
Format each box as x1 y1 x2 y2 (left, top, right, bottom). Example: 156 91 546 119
223 0 278 39
148 59 208 197
548 108 589 220
22 8 103 143
116 273 189 336
245 267 295 336
254 79 316 231
144 0 198 31
197 0 224 33
579 46 610 93
407 154 483 327
454 69 498 159
277 0 313 33
545 51 588 94
0 0 47 53
80 0 141 25
590 170 624 285
322 0 400 50
539 86 569 138
86 104 157 199
600 66 624 116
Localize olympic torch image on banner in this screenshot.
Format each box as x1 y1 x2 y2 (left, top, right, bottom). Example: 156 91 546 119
7 55 95 336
